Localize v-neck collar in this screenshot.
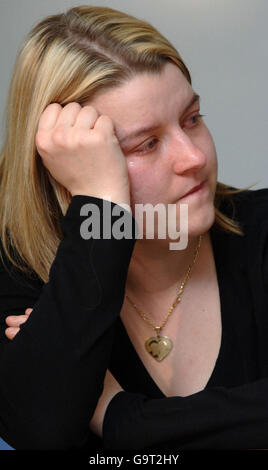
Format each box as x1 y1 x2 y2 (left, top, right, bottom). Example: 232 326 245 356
110 221 245 398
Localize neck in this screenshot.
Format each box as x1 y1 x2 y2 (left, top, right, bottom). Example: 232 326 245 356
126 231 208 297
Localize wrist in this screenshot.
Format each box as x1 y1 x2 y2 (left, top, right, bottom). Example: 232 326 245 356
71 191 131 212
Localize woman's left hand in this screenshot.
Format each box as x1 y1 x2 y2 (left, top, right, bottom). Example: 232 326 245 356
5 308 33 339
5 306 123 438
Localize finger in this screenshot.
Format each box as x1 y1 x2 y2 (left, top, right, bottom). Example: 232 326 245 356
5 315 29 327
55 102 82 127
25 308 33 315
5 327 20 340
38 103 63 131
75 105 99 129
94 114 116 136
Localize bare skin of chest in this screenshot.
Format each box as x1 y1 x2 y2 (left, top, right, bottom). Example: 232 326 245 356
120 237 222 397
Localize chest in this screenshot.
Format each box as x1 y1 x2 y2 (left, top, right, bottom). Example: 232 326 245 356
120 261 222 397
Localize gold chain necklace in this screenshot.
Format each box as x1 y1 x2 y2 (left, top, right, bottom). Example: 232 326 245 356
125 234 203 362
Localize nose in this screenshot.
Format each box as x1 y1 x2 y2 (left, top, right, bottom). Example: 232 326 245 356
169 131 207 175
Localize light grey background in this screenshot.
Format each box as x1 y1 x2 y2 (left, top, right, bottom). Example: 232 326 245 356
0 0 267 452
0 0 267 191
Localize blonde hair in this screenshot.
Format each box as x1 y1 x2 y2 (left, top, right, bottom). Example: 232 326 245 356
0 5 253 283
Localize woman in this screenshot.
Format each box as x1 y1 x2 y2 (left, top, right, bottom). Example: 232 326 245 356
1 5 268 450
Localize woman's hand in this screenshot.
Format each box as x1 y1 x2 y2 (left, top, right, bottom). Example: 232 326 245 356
5 307 123 438
35 102 131 208
5 308 33 340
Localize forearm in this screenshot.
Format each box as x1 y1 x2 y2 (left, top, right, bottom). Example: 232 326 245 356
0 195 137 449
102 379 268 450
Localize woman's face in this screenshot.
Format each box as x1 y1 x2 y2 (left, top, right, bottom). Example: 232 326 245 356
88 61 218 238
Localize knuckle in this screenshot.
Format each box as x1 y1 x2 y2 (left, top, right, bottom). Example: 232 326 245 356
90 132 103 146
52 127 67 146
47 102 62 111
35 130 49 152
64 102 81 110
40 103 61 120
50 103 62 113
82 104 98 115
73 128 90 146
41 103 59 115
72 127 85 140
99 114 112 128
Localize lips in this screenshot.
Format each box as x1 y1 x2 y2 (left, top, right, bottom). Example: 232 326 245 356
181 180 205 199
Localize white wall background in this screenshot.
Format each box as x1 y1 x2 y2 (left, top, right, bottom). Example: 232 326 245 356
0 0 267 189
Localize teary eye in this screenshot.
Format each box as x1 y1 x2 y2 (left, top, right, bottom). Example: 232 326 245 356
134 138 159 155
183 113 205 129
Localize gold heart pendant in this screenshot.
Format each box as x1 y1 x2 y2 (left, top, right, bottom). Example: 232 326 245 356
145 336 173 361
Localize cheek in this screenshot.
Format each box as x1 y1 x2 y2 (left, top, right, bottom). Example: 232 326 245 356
202 127 217 163
126 160 159 207
202 128 218 192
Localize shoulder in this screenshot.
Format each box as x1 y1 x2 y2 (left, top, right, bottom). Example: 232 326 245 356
220 187 268 287
232 187 268 218
214 185 268 273
219 186 268 231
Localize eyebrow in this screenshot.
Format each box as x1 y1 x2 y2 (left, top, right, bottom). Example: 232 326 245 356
117 92 200 145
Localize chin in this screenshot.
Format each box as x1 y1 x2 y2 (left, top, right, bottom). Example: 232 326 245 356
175 200 216 240
188 206 216 238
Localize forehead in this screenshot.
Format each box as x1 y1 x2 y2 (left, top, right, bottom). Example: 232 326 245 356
87 62 193 131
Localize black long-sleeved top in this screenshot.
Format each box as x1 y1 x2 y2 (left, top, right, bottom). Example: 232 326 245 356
0 188 267 450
